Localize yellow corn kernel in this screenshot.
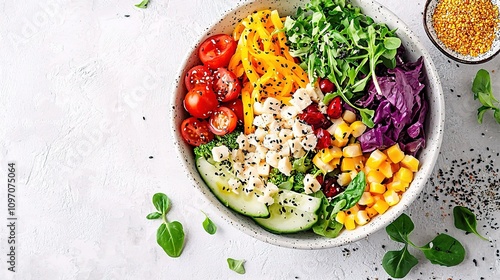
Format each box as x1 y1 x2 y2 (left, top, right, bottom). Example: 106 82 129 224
369 182 386 194
378 161 394 178
365 207 378 218
383 189 400 206
331 137 349 148
367 170 385 184
354 210 370 226
337 172 352 186
401 155 419 172
345 204 360 215
334 122 352 142
342 110 357 123
318 148 335 163
395 167 413 183
336 211 346 224
343 143 363 158
358 192 375 206
330 157 341 167
344 214 356 230
313 153 335 173
386 143 405 163
366 149 388 169
350 121 367 138
386 180 409 192
372 199 390 214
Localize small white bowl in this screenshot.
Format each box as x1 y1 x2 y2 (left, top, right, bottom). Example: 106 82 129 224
169 0 445 249
424 0 500 64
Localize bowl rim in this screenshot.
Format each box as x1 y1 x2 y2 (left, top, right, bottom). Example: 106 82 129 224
169 0 445 249
423 0 500 64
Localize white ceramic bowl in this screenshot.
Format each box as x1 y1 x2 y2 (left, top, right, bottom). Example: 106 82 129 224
170 0 445 249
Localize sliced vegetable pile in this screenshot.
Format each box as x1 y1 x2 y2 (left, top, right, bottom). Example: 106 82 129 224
179 0 429 237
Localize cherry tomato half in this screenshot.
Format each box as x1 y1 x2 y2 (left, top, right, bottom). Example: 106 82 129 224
326 96 343 120
213 68 241 102
185 65 213 91
209 106 238 136
222 99 244 124
183 87 218 119
319 78 335 94
180 117 214 146
198 34 237 69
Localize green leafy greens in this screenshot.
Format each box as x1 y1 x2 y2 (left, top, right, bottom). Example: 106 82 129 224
146 193 185 258
193 130 241 159
202 212 217 235
284 0 401 127
135 0 149 9
227 258 246 274
471 69 500 124
382 213 465 278
453 206 488 241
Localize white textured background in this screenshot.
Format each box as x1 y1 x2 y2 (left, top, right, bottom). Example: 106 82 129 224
1 0 500 279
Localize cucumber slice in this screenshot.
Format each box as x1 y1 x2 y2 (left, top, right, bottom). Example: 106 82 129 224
253 189 322 234
196 157 269 218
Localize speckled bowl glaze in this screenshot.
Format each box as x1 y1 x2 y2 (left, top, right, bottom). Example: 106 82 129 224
424 0 500 64
170 0 445 249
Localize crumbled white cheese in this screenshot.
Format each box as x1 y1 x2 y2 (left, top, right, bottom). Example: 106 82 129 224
278 157 292 176
290 88 312 111
227 178 241 194
212 145 230 162
303 174 321 194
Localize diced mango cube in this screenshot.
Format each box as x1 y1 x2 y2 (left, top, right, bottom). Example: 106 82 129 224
343 143 363 158
327 118 345 135
386 144 405 163
345 204 360 215
383 189 400 206
372 199 390 214
342 110 357 123
354 210 370 226
337 172 352 186
332 138 349 148
367 170 385 184
369 182 386 194
330 157 341 167
350 121 367 138
386 180 409 192
366 150 388 169
365 207 378 218
336 211 346 224
334 122 352 142
401 155 419 172
344 214 356 230
313 153 335 173
378 161 394 178
358 192 375 206
395 167 413 183
341 157 357 172
318 148 335 163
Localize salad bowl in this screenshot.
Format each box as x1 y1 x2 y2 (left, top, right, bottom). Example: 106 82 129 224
169 0 445 249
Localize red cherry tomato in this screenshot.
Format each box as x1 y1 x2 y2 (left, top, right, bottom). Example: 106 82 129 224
326 96 343 119
222 99 244 124
180 117 214 146
319 78 335 94
209 106 238 136
314 128 332 150
199 34 237 69
183 87 218 119
213 68 241 102
185 65 213 91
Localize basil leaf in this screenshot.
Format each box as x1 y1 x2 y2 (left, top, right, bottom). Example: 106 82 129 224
312 195 346 238
227 258 245 274
386 213 414 244
419 234 465 266
146 212 162 220
472 69 492 99
157 221 185 258
331 171 366 210
382 244 418 279
453 206 488 241
135 0 149 9
471 69 500 125
153 193 171 214
202 214 217 235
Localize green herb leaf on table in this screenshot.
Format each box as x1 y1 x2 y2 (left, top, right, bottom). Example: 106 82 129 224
453 206 488 241
227 258 246 274
146 212 162 220
385 213 414 244
471 69 500 124
202 213 217 235
135 0 149 9
152 193 171 215
419 234 465 266
157 221 185 258
382 244 418 279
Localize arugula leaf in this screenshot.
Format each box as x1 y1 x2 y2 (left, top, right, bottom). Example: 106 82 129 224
419 234 465 266
385 213 414 244
135 0 149 9
227 258 246 274
471 69 500 125
157 221 185 258
382 245 418 279
202 213 217 235
453 206 488 241
152 193 171 215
